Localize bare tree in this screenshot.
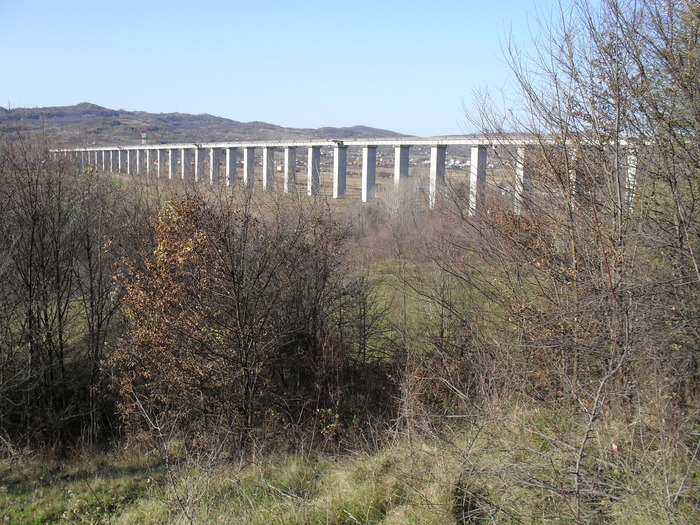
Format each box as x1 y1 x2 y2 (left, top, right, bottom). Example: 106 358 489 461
391 0 700 521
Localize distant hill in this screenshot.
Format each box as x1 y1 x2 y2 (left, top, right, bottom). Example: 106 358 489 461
0 102 408 147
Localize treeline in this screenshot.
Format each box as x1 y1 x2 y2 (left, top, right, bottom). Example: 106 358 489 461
0 135 153 450
0 135 395 453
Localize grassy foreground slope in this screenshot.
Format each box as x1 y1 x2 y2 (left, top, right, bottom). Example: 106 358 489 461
2 410 694 525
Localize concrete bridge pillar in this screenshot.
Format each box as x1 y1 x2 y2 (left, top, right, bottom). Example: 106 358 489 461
110 150 118 173
394 145 410 186
361 145 377 202
146 150 153 175
118 150 125 174
226 148 237 186
429 145 446 209
195 148 207 183
284 146 297 193
263 147 275 190
515 146 532 214
626 151 637 207
169 149 179 179
156 149 164 178
181 148 193 180
209 148 222 184
333 144 347 198
307 146 321 196
243 147 255 188
128 150 137 175
469 145 487 214
136 150 145 175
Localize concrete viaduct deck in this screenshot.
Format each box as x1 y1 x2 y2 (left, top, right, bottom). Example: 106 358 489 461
54 136 634 211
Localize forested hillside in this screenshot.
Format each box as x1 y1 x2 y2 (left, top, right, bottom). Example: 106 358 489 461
0 102 405 147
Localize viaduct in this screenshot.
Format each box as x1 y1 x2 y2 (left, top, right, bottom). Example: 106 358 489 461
55 136 637 211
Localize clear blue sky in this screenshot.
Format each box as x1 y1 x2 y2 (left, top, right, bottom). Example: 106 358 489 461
1 0 564 136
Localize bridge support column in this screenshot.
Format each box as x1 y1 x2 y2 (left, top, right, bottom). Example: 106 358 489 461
333 144 347 198
136 150 145 175
243 147 255 188
146 150 153 176
307 146 321 196
361 145 377 202
195 148 207 183
129 150 137 175
263 147 275 190
100 150 107 171
394 145 410 186
226 148 237 186
181 148 193 180
169 149 179 179
429 145 446 209
156 149 164 178
626 151 637 208
469 145 487 214
209 148 222 184
284 147 297 193
111 150 118 173
515 147 532 214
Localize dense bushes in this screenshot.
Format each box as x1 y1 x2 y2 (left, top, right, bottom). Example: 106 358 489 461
110 193 396 450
